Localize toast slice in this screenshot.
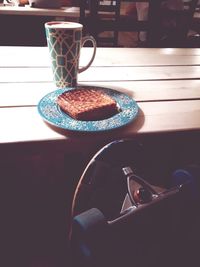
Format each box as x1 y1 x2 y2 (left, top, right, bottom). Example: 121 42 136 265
57 88 119 121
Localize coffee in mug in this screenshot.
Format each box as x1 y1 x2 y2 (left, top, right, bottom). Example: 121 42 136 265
45 21 96 88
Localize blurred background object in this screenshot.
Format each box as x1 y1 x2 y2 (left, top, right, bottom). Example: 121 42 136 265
29 0 61 8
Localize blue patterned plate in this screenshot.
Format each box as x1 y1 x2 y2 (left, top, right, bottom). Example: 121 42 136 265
37 86 139 132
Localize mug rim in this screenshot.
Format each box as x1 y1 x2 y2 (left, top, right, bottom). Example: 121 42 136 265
45 21 83 29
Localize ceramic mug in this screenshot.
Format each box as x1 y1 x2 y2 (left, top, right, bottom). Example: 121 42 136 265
45 21 96 88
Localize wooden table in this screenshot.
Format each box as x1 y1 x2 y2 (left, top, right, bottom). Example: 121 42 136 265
1 46 200 146
1 46 200 267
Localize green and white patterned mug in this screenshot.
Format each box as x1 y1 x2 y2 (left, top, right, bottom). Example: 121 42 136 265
45 21 96 88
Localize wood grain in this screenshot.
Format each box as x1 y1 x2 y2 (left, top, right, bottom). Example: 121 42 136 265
0 47 200 67
0 65 199 83
1 100 200 144
0 47 200 146
1 80 200 107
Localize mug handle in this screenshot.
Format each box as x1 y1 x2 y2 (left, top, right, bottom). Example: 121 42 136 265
78 36 97 73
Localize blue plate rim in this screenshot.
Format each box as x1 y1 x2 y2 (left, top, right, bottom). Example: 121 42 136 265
37 86 139 132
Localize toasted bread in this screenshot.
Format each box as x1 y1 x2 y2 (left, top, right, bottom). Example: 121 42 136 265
57 88 118 121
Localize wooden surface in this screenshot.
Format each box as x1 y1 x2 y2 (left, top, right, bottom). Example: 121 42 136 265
0 46 200 147
1 45 200 267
